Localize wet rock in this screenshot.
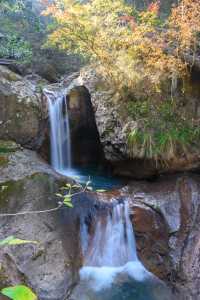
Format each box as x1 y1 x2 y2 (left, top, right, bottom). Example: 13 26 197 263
1 149 200 299
0 174 73 300
125 174 200 299
131 203 170 280
94 174 200 299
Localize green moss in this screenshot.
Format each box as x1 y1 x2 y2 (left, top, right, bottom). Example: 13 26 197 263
0 180 23 209
6 72 21 82
0 140 20 154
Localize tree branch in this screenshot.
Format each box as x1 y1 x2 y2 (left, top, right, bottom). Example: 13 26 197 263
0 186 86 217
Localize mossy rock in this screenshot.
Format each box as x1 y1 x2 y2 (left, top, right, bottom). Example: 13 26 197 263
0 140 20 154
0 180 24 210
0 66 21 82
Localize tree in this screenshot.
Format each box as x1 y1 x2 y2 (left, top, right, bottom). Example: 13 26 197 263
43 0 185 98
0 0 50 63
168 0 200 67
0 0 33 62
44 0 200 162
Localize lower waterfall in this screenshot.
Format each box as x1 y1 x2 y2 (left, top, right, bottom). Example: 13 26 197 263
75 201 174 300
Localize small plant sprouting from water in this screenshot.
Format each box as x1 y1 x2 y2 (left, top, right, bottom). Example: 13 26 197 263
55 179 106 207
55 182 80 208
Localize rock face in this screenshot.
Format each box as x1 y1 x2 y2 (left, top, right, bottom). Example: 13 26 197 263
1 66 200 300
125 174 200 300
65 69 127 163
0 66 48 150
64 69 200 179
0 149 73 300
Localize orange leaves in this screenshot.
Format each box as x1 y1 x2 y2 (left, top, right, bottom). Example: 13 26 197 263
42 0 196 102
169 0 200 53
147 1 160 15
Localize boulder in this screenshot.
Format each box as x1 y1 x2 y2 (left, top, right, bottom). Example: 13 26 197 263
0 149 75 300
0 148 109 300
0 66 48 150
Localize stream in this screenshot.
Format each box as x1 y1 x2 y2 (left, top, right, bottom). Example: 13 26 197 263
45 89 174 300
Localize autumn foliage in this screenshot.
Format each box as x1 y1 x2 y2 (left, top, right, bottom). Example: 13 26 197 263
168 0 200 63
43 0 200 161
43 0 197 97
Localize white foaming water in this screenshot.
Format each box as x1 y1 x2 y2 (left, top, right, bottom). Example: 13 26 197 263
44 89 71 171
80 201 150 291
80 261 150 292
84 201 137 267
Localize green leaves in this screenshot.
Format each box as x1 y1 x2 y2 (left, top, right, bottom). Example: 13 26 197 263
0 237 38 300
0 236 38 246
96 189 107 193
0 33 32 63
1 285 37 300
63 195 73 208
55 183 74 208
56 180 107 209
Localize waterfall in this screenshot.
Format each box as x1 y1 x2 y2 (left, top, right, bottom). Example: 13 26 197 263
83 201 138 267
79 201 149 291
77 201 173 299
44 89 71 171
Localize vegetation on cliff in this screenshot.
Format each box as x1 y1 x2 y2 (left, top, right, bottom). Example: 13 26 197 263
44 0 200 162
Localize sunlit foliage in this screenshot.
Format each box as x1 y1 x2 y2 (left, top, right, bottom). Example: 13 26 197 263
44 0 187 96
168 0 200 66
44 0 200 161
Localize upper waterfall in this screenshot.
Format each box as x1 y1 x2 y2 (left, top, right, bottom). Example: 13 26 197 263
44 89 72 171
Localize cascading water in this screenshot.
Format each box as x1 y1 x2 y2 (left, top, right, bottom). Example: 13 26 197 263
44 88 173 299
83 201 138 267
44 89 71 172
45 87 122 189
77 201 173 300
